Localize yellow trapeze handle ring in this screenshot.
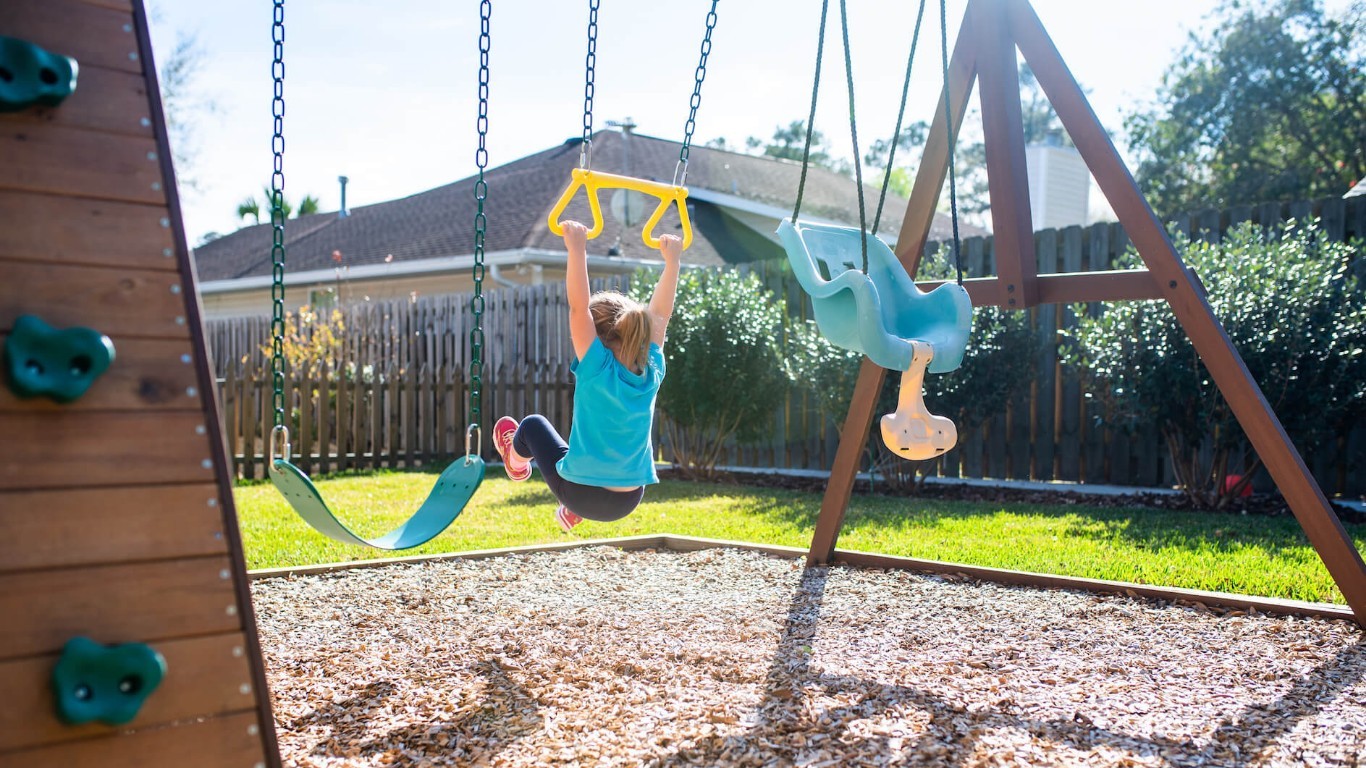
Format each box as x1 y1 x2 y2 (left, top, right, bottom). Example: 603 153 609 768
546 168 693 250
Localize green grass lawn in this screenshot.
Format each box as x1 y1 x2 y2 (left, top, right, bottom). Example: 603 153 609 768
233 469 1366 605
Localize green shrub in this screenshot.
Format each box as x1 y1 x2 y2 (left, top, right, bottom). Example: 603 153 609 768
1063 220 1366 507
632 268 790 479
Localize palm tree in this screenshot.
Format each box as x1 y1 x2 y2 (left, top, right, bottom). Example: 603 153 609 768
235 188 321 225
236 196 261 224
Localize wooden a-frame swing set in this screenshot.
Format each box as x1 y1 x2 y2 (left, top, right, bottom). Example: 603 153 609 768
806 0 1366 627
2 0 1364 764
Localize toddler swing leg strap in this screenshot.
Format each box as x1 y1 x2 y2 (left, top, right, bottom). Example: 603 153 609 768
879 341 958 460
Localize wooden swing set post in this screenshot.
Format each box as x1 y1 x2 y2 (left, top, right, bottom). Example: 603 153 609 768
806 2 981 566
807 0 1366 626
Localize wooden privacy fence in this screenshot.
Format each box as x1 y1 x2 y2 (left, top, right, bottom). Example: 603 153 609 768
211 195 1366 493
221 363 575 480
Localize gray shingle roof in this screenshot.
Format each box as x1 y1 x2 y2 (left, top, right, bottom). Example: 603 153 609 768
193 130 977 282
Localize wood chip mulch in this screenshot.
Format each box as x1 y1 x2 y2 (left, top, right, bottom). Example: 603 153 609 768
251 547 1366 767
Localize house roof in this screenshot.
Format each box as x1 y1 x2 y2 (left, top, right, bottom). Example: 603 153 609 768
193 130 977 282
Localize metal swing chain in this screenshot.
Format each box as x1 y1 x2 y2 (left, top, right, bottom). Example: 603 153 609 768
836 0 870 274
580 0 599 169
269 0 287 435
939 0 964 285
468 0 491 460
792 0 830 224
675 0 719 187
872 0 928 237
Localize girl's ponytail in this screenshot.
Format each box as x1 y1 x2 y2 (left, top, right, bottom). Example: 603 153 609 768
588 292 653 373
614 305 652 373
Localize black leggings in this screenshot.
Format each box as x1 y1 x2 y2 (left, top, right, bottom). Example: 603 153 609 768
512 414 644 522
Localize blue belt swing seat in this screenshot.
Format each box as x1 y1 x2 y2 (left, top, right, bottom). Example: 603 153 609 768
258 0 492 549
782 0 973 460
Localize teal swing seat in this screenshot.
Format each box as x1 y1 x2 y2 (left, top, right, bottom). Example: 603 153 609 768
268 454 484 550
777 218 972 374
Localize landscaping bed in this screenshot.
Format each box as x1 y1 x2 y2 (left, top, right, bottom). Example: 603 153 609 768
688 467 1366 524
253 546 1365 767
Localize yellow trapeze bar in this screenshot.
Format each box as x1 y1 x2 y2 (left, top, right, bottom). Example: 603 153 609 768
546 168 693 250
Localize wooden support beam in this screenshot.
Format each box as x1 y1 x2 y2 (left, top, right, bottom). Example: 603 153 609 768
1010 0 1366 624
895 7 979 272
807 357 885 565
973 0 1038 308
916 268 1170 307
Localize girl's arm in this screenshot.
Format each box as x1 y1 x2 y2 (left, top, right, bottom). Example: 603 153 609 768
561 220 597 360
648 234 682 347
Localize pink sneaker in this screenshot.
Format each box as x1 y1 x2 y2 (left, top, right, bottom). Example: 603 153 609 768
555 505 583 533
492 417 531 481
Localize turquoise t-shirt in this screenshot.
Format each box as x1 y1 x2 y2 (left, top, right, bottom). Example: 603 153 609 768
557 337 666 487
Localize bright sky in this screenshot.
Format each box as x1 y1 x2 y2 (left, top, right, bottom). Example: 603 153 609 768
143 0 1345 245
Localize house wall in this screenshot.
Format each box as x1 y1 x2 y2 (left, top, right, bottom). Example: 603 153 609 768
201 266 589 319
1026 144 1091 230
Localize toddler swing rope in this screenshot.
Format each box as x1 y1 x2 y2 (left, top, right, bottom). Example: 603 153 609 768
776 0 975 460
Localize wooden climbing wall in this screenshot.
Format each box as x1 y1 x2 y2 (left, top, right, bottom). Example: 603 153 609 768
0 0 280 765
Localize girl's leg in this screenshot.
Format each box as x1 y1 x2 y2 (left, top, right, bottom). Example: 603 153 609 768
514 415 645 524
556 485 644 523
512 414 570 500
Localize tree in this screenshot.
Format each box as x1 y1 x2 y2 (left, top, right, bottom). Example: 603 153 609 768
630 268 791 479
236 188 321 224
156 28 219 192
1062 221 1366 507
236 197 261 225
863 63 1069 219
864 123 928 173
753 120 835 169
1125 0 1366 215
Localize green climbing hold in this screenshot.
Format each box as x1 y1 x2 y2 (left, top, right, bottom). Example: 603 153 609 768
51 637 166 726
0 36 78 112
3 315 115 403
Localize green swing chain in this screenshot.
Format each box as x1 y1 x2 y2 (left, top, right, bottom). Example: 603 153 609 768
580 0 599 168
468 0 491 458
269 0 287 434
674 0 720 186
872 0 928 237
939 0 964 285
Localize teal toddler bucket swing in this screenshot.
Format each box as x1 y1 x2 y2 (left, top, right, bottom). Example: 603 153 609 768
260 0 490 549
781 0 973 461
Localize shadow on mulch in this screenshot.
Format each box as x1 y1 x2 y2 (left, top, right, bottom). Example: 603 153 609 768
293 662 544 762
658 567 1366 767
661 468 1366 525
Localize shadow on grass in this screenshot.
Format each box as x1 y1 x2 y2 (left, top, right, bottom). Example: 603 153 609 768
659 567 1366 766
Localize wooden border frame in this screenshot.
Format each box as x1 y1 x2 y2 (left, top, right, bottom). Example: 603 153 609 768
248 535 1356 624
806 0 1366 626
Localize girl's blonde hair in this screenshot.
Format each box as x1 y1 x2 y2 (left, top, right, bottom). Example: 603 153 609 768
589 291 652 373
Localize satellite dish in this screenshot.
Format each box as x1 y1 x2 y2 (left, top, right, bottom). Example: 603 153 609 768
610 188 648 227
